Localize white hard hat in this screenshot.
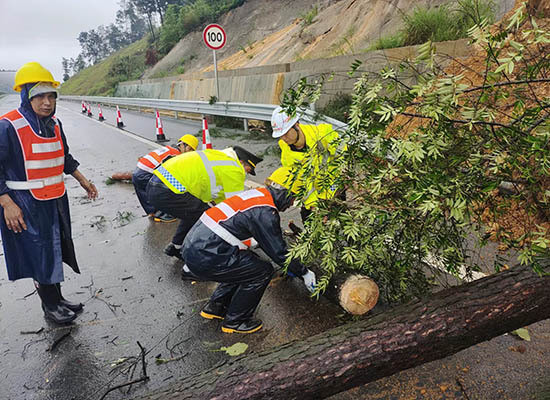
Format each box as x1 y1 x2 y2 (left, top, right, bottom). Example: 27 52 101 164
271 106 299 138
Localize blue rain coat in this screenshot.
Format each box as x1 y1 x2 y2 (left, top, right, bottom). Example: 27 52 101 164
0 85 81 284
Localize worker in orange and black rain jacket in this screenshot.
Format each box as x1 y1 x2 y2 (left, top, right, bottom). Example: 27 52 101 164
0 62 98 325
182 167 316 334
147 146 262 262
132 134 198 223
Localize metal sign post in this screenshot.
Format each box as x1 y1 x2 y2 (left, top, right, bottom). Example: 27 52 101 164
203 24 227 101
212 49 219 100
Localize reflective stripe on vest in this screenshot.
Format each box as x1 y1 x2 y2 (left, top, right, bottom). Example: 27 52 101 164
156 166 187 192
137 146 179 173
0 110 66 200
196 151 241 200
200 187 275 249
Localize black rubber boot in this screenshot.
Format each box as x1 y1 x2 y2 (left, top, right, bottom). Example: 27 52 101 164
56 283 84 313
181 265 202 281
36 283 77 324
164 243 183 260
221 318 263 334
200 301 227 320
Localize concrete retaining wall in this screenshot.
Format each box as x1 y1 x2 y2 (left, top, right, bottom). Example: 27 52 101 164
116 39 469 107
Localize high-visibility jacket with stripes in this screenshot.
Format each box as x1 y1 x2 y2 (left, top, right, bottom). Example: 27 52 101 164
136 146 180 173
200 187 275 249
279 123 341 208
0 110 65 200
153 149 245 204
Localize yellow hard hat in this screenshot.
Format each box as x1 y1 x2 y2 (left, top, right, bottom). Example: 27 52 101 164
13 62 60 92
177 134 198 150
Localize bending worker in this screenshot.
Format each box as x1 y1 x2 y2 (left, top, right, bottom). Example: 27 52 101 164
132 134 198 222
271 106 343 222
183 167 316 334
0 62 98 325
147 145 262 261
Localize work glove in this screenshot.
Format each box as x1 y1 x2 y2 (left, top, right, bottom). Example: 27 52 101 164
286 258 307 278
302 269 316 293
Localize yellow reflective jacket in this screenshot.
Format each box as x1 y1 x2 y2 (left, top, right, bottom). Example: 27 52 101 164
279 123 341 208
153 149 246 204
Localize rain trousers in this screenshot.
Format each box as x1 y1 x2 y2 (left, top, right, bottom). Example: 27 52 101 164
0 85 80 284
183 186 307 324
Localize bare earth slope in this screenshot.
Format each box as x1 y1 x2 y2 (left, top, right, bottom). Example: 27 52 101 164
145 0 513 79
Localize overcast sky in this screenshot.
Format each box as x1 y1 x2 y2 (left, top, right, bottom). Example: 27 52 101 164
0 0 121 82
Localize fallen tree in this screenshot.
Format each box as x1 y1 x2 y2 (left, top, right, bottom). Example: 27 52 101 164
136 264 550 400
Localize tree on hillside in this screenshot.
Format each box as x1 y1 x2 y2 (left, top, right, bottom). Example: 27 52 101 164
116 0 149 43
78 29 111 64
71 54 87 75
131 0 160 41
61 58 71 82
282 1 550 303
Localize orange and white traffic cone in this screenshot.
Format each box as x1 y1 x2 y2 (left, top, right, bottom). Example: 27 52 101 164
87 104 93 117
155 110 168 142
202 117 212 149
98 104 105 121
81 101 87 113
116 106 124 128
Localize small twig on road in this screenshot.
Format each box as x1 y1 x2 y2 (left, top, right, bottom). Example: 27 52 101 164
93 290 121 315
18 289 37 300
107 336 119 345
121 275 133 281
166 336 192 357
81 276 94 289
101 341 149 400
155 353 189 364
137 341 147 377
99 376 149 400
21 337 47 360
20 327 44 335
47 328 72 352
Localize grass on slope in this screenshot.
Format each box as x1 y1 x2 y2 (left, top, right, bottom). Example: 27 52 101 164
59 37 150 96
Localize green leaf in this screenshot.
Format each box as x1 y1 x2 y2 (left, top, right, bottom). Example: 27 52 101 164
511 328 531 341
220 342 249 356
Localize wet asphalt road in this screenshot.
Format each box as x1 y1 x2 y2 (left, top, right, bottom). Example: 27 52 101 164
0 95 548 400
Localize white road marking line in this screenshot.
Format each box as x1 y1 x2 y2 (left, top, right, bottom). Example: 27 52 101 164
59 103 263 189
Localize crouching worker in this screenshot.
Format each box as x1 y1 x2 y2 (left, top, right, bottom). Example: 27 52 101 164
148 146 262 262
132 134 197 222
182 167 316 334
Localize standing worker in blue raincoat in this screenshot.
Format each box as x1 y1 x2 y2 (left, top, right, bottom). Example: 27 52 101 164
0 62 98 325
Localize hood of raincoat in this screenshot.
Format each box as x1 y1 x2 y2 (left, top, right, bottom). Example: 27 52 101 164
267 185 294 212
18 83 57 135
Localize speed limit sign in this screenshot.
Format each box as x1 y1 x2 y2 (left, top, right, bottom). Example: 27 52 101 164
203 24 227 50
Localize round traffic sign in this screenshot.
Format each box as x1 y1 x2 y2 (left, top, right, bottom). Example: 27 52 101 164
203 24 226 51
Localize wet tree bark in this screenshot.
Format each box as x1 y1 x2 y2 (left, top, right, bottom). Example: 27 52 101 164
137 264 550 400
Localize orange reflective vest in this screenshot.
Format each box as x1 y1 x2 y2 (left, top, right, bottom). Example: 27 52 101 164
137 146 180 173
0 110 66 200
199 187 275 249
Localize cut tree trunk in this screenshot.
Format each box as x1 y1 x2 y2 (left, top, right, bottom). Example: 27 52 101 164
287 221 379 315
136 264 550 400
323 272 379 315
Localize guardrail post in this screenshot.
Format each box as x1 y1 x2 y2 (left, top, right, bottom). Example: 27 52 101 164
243 118 249 132
174 111 178 120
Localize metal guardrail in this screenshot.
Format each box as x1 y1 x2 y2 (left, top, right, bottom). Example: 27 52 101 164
60 95 347 131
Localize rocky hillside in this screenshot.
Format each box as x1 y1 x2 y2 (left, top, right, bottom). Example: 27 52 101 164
146 0 514 78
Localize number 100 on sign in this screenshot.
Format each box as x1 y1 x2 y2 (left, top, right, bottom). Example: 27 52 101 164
203 24 226 50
